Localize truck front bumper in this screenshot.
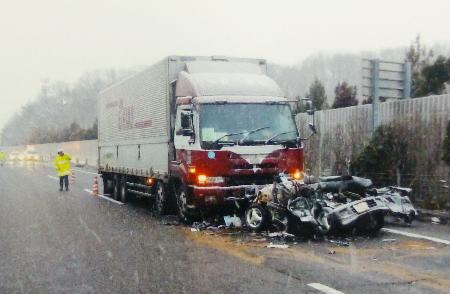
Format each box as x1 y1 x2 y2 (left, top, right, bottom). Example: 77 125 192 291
189 184 267 206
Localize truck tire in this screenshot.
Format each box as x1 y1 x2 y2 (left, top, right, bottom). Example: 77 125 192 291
153 181 168 216
175 183 194 224
112 174 120 200
102 175 113 195
119 177 128 203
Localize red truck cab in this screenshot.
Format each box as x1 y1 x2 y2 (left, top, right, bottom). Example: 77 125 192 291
169 69 304 221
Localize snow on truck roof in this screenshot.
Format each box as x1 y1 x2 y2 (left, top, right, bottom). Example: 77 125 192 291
176 61 284 97
192 96 289 104
185 61 263 74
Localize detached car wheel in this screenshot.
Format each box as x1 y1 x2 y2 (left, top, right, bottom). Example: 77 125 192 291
245 204 270 232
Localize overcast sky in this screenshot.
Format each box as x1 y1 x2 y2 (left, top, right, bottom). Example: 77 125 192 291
1 0 450 130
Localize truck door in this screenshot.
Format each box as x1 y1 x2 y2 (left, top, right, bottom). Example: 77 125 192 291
174 105 194 156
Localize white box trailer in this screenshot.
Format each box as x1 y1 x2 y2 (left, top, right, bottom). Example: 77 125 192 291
98 58 171 178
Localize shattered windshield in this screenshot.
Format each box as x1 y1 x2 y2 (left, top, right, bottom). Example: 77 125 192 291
199 103 298 146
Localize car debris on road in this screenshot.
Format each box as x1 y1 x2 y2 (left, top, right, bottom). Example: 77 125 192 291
243 174 390 237
184 173 423 247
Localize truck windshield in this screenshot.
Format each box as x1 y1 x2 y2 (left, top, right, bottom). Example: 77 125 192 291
199 103 298 148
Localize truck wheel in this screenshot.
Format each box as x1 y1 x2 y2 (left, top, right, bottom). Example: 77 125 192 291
102 175 113 195
119 177 128 203
176 184 194 224
112 175 120 200
245 204 270 232
153 181 167 216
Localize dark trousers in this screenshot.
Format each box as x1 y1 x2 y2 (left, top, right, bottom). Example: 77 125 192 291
59 175 69 190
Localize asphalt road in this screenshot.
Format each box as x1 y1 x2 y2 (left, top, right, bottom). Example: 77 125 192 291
1 161 450 294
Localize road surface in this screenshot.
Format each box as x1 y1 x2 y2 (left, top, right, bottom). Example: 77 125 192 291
1 161 450 293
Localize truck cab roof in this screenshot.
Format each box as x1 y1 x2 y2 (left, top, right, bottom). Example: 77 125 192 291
175 59 283 98
175 71 284 98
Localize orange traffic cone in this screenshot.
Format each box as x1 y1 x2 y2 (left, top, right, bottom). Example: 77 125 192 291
92 176 99 196
70 171 76 184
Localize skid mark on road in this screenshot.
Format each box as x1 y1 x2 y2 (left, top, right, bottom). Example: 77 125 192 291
84 189 124 205
382 228 450 245
184 229 265 265
308 283 345 294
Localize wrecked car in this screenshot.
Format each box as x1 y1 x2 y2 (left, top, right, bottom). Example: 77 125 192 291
318 176 418 225
244 174 389 236
318 196 388 234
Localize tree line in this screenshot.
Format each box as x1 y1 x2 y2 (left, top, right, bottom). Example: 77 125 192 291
0 68 139 145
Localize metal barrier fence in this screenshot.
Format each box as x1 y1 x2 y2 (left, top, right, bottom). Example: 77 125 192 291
296 94 450 207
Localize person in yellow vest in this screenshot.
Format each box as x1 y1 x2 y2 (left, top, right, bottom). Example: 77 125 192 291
53 148 72 191
0 150 6 166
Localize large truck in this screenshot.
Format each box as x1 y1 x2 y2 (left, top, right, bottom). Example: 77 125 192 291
98 56 309 221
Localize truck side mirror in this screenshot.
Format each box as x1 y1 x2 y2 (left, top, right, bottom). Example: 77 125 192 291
180 111 194 137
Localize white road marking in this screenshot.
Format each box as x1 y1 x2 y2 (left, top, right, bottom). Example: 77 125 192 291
308 283 345 294
381 228 450 245
84 189 124 205
72 168 100 176
47 175 59 180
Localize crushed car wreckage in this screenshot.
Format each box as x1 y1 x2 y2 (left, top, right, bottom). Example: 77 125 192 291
242 174 417 237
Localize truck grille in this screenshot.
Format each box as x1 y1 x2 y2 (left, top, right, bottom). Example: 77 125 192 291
226 174 276 186
232 163 276 170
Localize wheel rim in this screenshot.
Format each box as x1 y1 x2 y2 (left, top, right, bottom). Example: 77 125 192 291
155 183 164 213
246 207 263 228
177 189 188 219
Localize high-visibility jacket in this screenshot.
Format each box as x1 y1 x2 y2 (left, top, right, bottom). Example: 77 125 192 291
0 152 5 161
54 153 72 177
